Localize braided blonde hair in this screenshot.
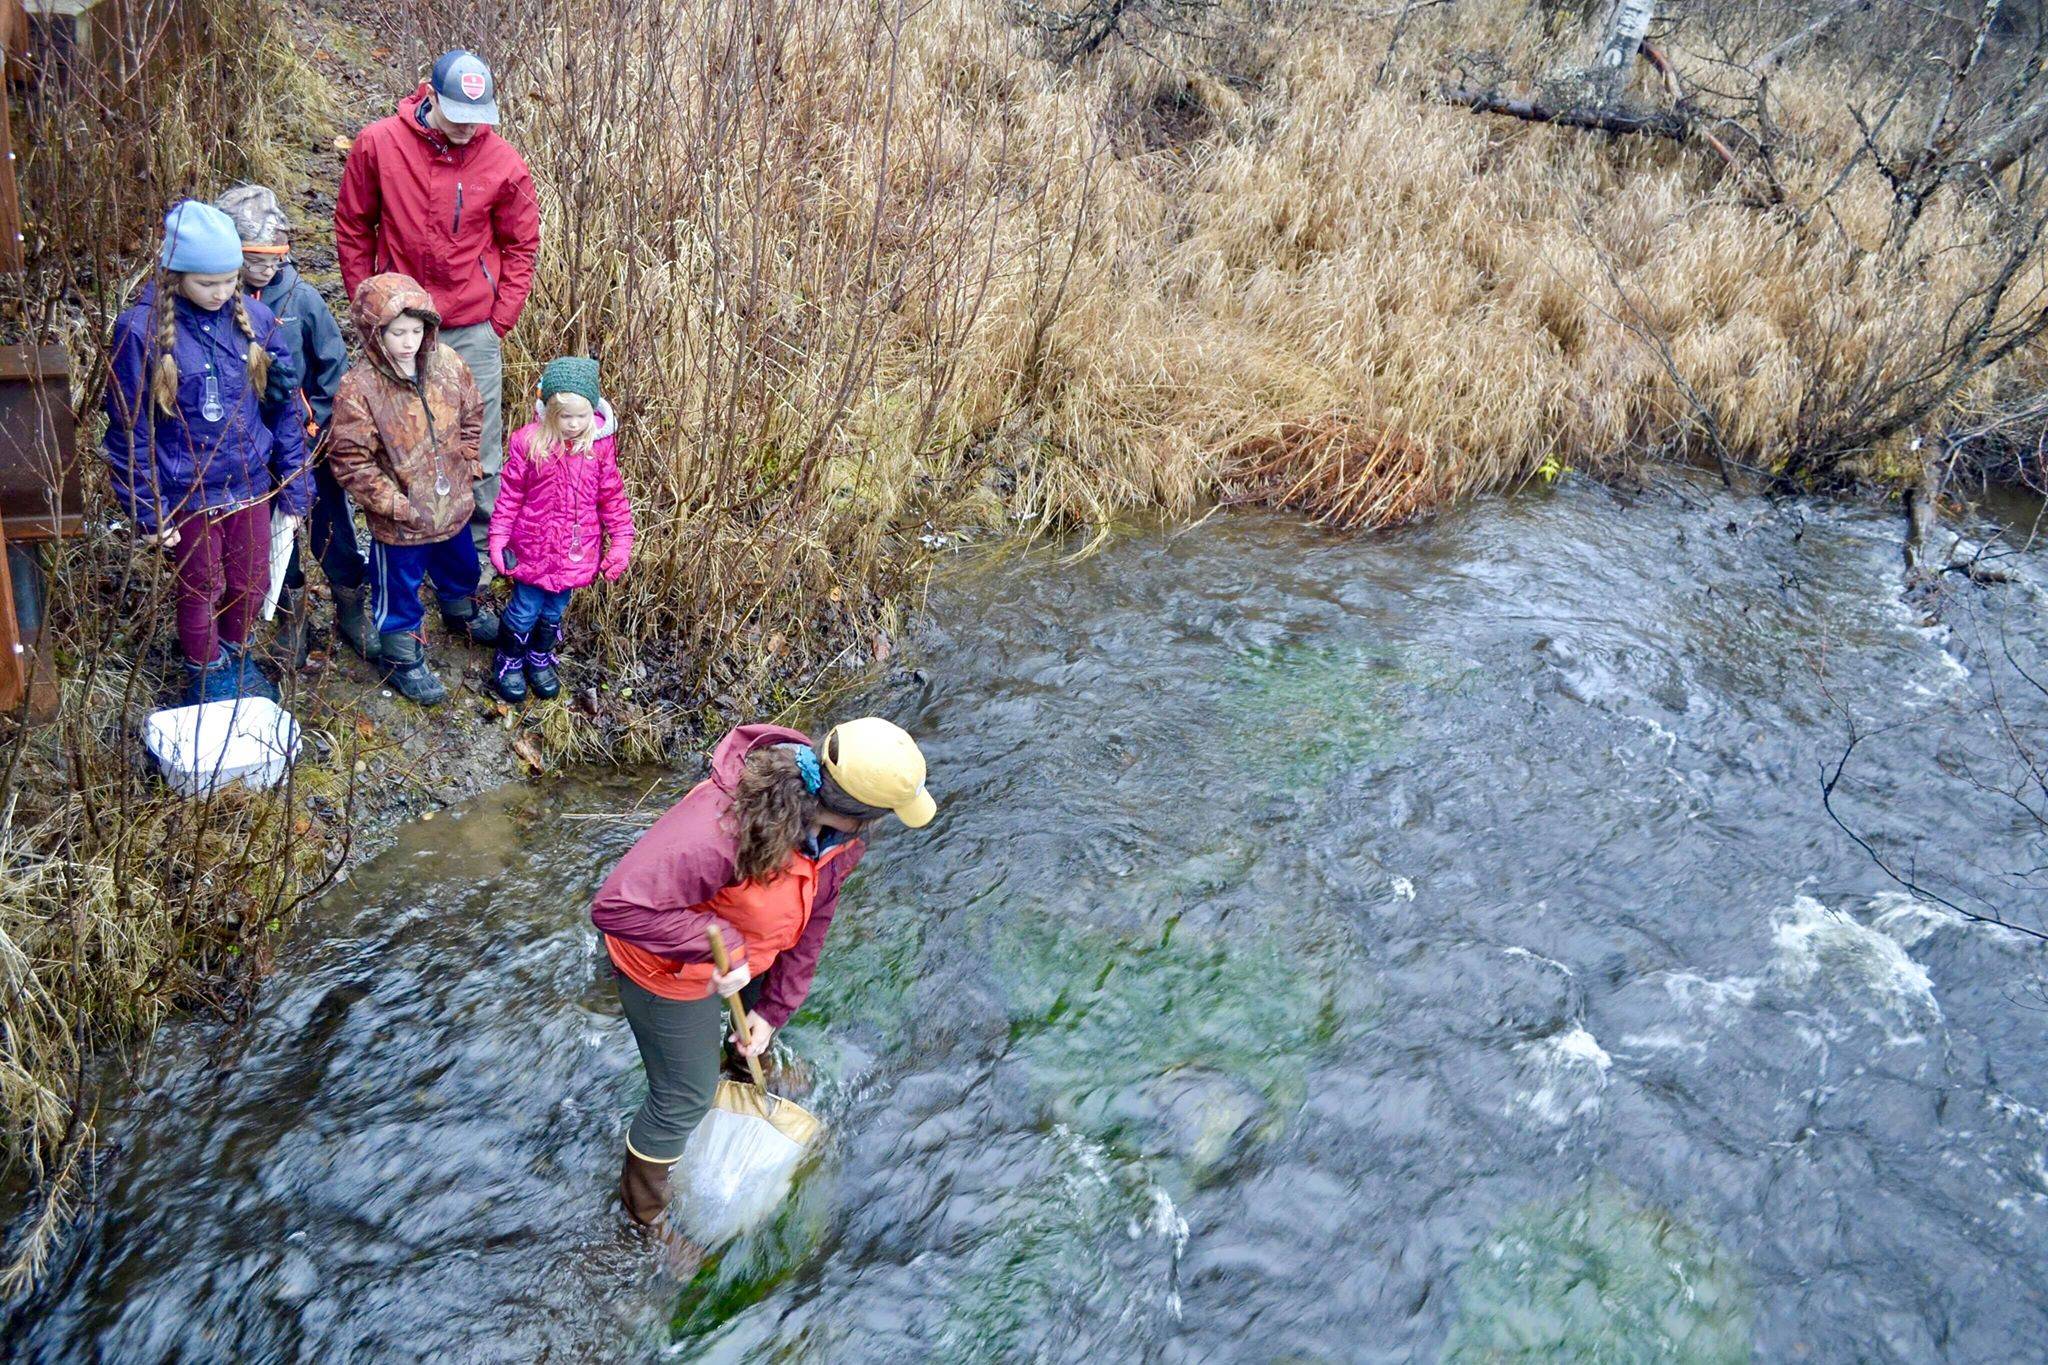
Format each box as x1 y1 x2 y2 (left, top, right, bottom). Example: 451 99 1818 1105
231 293 271 395
150 289 180 416
150 272 271 417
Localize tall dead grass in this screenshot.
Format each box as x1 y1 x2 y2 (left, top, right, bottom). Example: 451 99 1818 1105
1047 3 2048 522
435 0 2047 663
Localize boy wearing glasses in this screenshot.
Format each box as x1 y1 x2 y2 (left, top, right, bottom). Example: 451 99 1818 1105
216 183 373 664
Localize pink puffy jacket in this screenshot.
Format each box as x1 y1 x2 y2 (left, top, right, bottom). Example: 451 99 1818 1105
488 404 635 592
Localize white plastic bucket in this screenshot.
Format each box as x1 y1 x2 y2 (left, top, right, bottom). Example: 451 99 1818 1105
143 696 301 797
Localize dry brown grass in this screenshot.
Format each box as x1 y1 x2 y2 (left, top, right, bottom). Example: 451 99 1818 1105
1043 5 2047 523
445 0 2048 611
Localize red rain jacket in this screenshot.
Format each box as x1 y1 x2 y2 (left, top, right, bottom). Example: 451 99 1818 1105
335 85 541 335
590 726 867 1029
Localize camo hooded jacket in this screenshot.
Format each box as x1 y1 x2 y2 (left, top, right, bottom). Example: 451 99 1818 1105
326 271 483 546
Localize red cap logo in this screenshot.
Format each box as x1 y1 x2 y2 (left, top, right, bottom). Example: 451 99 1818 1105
459 71 488 100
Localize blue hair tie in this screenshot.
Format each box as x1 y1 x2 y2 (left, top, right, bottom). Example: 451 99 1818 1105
792 744 823 794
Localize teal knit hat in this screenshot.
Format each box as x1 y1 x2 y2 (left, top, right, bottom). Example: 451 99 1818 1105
539 355 602 408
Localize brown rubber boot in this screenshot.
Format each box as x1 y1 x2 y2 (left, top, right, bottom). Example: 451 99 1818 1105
620 1149 674 1227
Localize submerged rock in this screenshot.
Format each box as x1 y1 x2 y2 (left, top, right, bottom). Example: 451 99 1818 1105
1124 1068 1268 1183
1442 1179 1752 1363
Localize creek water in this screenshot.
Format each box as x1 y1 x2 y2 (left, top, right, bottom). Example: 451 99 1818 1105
9 475 2048 1362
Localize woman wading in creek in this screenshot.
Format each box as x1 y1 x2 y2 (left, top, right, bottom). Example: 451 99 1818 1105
590 719 937 1225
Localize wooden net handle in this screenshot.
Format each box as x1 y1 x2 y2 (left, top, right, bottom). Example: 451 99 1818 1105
706 925 771 1093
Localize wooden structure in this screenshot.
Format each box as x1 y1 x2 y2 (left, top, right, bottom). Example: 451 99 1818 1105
0 346 78 541
0 346 74 717
0 4 85 719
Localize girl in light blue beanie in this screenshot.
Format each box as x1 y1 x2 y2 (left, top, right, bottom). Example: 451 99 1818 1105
160 200 245 274
99 201 313 706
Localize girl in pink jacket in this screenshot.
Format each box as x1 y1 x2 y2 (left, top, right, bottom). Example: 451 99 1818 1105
486 355 634 702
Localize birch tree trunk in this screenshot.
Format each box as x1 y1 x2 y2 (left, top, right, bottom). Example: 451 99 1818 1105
1585 0 1657 105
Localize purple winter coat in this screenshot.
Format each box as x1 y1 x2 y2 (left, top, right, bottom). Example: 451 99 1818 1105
102 285 312 533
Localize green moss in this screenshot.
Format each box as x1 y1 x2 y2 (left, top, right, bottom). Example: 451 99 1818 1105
782 893 927 1044
1216 639 1429 792
1442 1181 1753 1364
669 1165 837 1345
995 914 1336 1172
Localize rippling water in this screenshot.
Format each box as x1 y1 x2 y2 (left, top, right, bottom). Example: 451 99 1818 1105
9 475 2046 1362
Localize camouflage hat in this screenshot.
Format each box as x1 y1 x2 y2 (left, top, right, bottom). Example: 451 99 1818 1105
214 184 291 248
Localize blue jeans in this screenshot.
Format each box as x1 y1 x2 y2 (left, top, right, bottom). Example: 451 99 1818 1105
503 581 572 635
370 531 482 634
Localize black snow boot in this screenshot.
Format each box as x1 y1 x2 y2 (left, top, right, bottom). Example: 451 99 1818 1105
525 619 562 700
330 584 380 662
491 628 530 703
440 595 500 647
379 630 448 707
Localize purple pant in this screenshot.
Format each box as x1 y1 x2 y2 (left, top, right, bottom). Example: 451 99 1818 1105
170 502 268 665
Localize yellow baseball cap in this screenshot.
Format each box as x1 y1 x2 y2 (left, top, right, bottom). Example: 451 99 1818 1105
822 718 936 828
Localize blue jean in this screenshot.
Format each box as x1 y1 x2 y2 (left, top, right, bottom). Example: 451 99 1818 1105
503 581 572 635
370 531 482 634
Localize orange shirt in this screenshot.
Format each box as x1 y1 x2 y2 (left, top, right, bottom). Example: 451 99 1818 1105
605 839 855 1001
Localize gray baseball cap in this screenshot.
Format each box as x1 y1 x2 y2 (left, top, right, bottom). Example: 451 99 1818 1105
429 50 500 125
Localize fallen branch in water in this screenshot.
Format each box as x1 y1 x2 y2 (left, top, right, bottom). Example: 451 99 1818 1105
1819 688 2048 944
1944 561 2018 585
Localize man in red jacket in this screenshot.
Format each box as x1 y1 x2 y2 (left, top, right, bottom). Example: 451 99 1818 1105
335 50 540 554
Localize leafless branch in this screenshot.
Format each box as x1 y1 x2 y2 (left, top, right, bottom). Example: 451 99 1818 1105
1439 84 1689 137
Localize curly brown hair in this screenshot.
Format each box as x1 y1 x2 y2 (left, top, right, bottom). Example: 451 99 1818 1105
731 747 818 883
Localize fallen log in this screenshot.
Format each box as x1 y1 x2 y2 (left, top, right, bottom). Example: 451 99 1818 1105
1439 85 1689 140
1754 0 1871 75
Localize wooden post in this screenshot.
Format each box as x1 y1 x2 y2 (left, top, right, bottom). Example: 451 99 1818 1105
0 520 54 719
0 0 24 273
0 518 23 712
0 57 22 273
4 0 27 80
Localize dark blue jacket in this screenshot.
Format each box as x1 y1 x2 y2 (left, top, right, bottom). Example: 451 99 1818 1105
102 285 312 534
253 263 349 432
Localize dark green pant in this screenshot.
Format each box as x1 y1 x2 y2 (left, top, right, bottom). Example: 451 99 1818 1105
615 973 725 1163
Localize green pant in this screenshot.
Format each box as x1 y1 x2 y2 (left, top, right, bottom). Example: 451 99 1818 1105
440 321 503 553
616 972 727 1163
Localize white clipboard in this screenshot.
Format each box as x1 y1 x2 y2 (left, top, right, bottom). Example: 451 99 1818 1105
260 508 297 621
